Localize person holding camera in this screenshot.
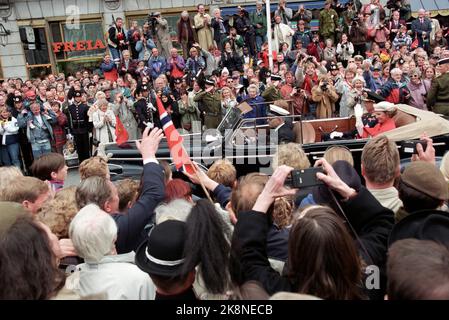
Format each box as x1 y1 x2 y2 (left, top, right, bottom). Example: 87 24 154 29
349 15 367 57
211 8 228 52
336 34 355 68
307 32 325 61
312 75 339 119
150 12 173 60
112 92 140 140
292 5 312 29
392 25 412 51
185 45 206 83
194 4 214 55
361 0 385 29
293 20 312 49
222 27 245 57
107 17 128 61
369 20 390 49
341 2 358 36
135 33 156 62
0 106 21 168
235 7 257 58
274 0 293 26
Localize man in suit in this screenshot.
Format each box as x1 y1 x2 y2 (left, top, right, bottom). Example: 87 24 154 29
411 9 432 48
268 104 294 144
75 127 165 254
118 50 137 77
427 58 449 116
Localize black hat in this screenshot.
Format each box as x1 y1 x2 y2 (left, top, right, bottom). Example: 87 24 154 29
13 96 23 103
365 90 385 103
389 210 449 248
271 74 282 81
174 78 182 84
266 71 272 78
312 160 362 206
135 220 187 277
205 78 215 86
74 90 82 98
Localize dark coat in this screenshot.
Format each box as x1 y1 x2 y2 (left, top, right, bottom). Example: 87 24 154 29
277 122 295 144
232 186 394 296
112 162 165 254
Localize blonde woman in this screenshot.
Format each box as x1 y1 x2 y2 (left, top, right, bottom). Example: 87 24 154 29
220 86 238 117
92 98 116 144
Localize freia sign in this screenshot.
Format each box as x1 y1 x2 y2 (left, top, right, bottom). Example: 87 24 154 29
52 39 106 53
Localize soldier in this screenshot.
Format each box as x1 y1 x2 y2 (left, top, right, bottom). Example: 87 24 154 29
65 90 91 163
427 58 449 116
134 83 160 132
262 74 283 103
319 0 339 43
194 78 222 129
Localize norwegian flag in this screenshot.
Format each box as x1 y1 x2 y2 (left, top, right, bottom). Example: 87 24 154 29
156 96 196 174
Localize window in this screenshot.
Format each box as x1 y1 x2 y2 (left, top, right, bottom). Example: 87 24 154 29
49 20 106 75
19 26 52 78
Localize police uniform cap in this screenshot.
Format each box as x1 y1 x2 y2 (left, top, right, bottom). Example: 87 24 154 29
271 74 282 81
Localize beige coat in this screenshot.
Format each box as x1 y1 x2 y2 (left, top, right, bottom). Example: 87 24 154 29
194 13 214 51
155 17 173 59
311 84 339 119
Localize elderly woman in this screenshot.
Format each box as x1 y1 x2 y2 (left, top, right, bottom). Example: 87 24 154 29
407 68 430 111
336 69 356 117
69 204 155 299
112 92 140 140
178 89 201 133
346 76 369 116
93 98 116 144
312 75 339 119
356 101 397 138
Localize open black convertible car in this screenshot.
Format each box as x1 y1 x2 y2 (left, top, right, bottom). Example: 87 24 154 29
101 104 449 181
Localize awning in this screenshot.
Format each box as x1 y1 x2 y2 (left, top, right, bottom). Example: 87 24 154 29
410 0 449 18
219 0 350 18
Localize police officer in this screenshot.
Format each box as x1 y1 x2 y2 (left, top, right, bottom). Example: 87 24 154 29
427 58 449 116
134 83 160 132
194 78 222 129
65 90 91 163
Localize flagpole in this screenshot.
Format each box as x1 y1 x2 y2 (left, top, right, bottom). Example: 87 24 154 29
266 0 274 73
189 159 214 204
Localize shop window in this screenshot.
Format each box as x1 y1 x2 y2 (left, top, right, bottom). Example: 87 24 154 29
19 26 52 78
49 20 106 75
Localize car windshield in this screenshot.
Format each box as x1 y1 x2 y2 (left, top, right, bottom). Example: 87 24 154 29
217 107 242 136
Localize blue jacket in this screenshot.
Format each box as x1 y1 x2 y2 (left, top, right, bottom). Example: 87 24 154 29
363 70 384 92
112 162 165 254
242 95 267 125
135 39 156 61
17 110 57 144
100 61 117 73
147 56 167 80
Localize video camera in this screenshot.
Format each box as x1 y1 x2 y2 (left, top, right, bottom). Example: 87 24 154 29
147 12 160 35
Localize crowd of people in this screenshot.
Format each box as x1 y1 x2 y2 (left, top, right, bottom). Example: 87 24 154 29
1 0 449 301
1 127 449 300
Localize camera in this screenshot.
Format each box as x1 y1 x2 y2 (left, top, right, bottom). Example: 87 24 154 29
147 12 159 35
401 140 428 154
320 81 328 91
286 168 325 188
306 56 314 62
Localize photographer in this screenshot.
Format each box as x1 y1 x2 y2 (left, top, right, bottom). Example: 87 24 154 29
135 33 156 62
336 34 355 68
392 25 412 51
311 75 339 119
222 27 245 57
341 2 358 35
386 0 411 21
185 45 206 82
107 17 128 61
369 22 390 49
274 0 293 25
307 32 325 61
150 12 173 59
293 20 312 49
292 5 312 29
349 16 367 57
211 8 228 51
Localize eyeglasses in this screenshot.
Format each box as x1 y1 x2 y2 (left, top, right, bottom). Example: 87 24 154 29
411 74 420 78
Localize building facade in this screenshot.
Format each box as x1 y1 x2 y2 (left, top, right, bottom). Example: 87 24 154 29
0 0 382 80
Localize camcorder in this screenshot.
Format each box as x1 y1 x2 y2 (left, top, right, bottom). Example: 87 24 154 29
147 12 160 35
286 168 325 188
401 140 428 155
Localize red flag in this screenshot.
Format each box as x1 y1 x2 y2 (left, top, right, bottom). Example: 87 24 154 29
155 96 195 174
115 116 129 146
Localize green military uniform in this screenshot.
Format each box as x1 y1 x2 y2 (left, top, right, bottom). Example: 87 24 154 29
262 85 282 103
319 8 338 42
427 72 449 116
194 90 222 129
